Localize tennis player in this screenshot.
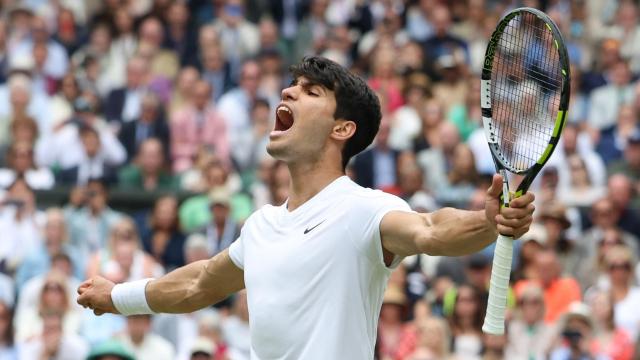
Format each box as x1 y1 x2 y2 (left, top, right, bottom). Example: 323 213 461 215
78 56 534 359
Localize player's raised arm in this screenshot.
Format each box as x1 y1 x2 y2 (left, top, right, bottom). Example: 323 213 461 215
77 249 244 316
380 174 534 257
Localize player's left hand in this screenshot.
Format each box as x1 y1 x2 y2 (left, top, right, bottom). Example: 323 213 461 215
485 174 535 238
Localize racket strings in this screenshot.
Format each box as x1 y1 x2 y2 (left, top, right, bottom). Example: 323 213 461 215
490 12 562 172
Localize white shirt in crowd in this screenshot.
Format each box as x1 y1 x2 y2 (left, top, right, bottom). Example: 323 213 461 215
229 176 411 359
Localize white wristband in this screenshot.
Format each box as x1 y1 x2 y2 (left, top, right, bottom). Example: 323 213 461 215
111 279 156 316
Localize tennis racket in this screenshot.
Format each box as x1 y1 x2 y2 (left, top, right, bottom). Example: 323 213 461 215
481 7 570 335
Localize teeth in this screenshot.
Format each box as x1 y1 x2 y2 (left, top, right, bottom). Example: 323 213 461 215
277 106 292 114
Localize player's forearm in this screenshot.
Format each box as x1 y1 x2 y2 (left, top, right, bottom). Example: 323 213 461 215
146 250 244 313
422 207 498 256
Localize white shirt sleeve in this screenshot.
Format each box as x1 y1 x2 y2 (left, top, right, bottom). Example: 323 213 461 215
228 232 245 270
347 191 412 269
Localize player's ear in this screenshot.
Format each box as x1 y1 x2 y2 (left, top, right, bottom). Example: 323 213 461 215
330 120 356 141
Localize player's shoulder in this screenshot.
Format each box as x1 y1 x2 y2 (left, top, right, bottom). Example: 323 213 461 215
341 179 410 209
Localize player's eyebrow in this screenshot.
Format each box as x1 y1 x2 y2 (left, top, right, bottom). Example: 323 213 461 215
292 77 326 95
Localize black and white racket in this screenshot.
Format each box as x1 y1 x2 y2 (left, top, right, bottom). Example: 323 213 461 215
480 7 570 334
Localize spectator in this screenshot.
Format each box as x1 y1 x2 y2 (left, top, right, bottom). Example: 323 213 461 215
199 44 234 102
211 0 260 77
196 187 240 257
189 337 217 360
136 195 186 271
0 140 54 190
367 46 404 114
37 97 126 172
49 73 80 130
17 312 88 360
549 302 607 360
170 80 230 172
85 217 163 283
606 174 640 238
352 119 398 190
217 60 271 161
232 98 273 172
599 245 640 341
292 0 330 63
416 122 462 200
103 56 150 126
506 283 556 360
538 202 587 277
15 208 82 289
115 315 175 360
404 316 450 360
596 104 639 164
0 300 15 359
0 73 50 147
446 283 484 360
588 59 635 130
118 91 170 162
515 249 582 324
55 124 119 186
53 8 83 56
587 289 634 360
135 17 179 82
117 138 175 192
10 15 69 81
14 271 82 342
169 66 200 117
221 291 250 360
65 178 122 257
85 339 134 360
0 177 44 274
420 5 468 81
513 224 547 282
162 1 198 67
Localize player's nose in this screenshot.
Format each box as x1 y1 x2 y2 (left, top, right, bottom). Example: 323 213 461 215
281 85 298 101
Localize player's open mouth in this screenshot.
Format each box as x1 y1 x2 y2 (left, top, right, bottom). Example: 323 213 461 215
274 105 294 132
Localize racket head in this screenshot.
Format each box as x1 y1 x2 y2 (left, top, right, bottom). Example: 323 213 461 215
481 7 570 192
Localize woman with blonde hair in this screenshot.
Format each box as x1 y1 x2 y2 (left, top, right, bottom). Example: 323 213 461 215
86 217 164 283
13 270 81 342
406 316 451 360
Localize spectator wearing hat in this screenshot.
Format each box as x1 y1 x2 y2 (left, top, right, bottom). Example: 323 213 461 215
513 223 547 283
195 187 240 257
189 336 216 360
376 284 410 360
18 312 88 360
538 202 587 277
506 283 556 360
587 289 634 360
115 314 175 360
170 80 230 173
515 248 582 324
86 339 135 360
549 302 608 360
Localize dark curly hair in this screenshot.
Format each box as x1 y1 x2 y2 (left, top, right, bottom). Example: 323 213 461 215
289 56 382 170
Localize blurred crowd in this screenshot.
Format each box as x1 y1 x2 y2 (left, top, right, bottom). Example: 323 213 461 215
0 0 638 359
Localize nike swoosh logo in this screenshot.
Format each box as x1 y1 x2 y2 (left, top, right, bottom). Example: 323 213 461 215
304 220 326 234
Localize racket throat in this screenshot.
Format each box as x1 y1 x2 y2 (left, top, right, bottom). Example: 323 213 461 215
500 169 510 207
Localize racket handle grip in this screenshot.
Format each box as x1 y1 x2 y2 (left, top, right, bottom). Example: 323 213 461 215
482 234 514 335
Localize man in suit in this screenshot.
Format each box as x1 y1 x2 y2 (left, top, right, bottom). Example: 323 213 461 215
118 92 170 162
104 56 149 127
352 120 398 190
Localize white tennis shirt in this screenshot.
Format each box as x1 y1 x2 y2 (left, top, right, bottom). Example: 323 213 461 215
229 176 411 359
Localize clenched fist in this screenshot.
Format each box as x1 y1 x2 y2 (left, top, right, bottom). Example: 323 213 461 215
77 276 120 316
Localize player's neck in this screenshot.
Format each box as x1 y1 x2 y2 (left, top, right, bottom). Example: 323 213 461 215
286 161 344 212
